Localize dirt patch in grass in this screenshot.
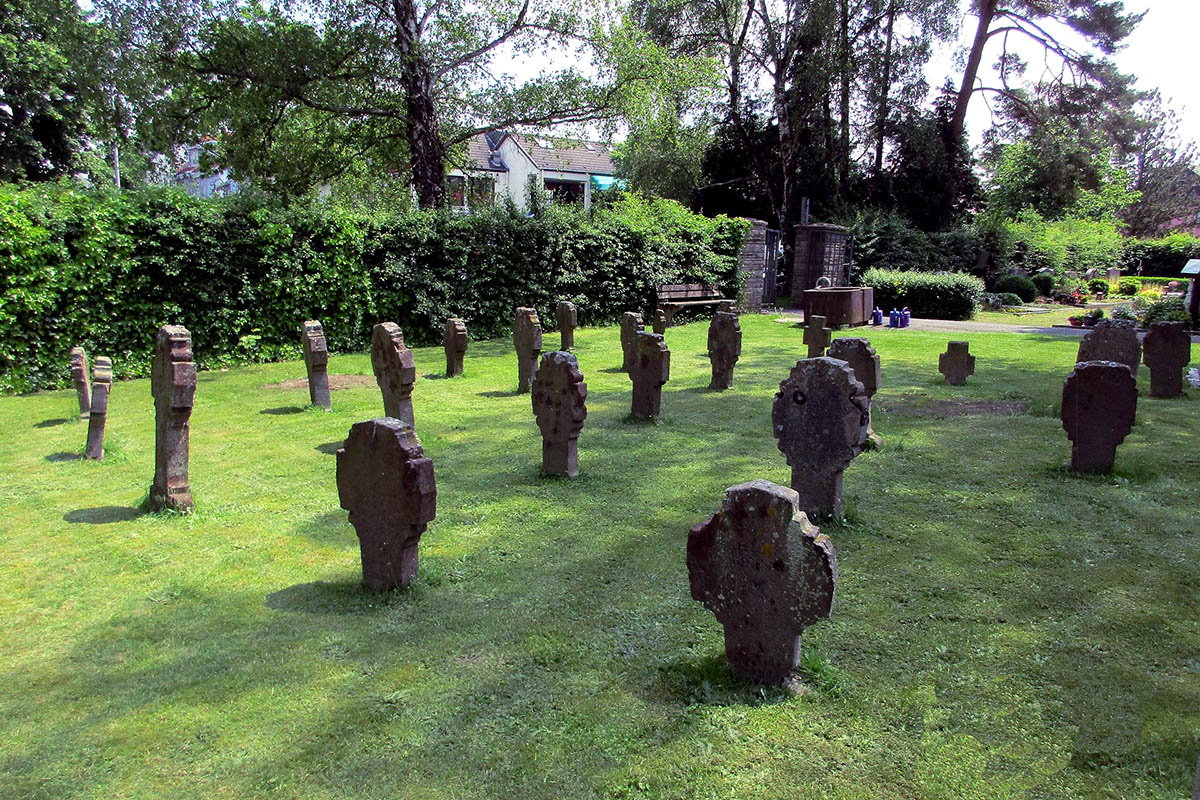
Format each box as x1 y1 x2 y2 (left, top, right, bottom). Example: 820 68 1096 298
263 374 375 391
877 394 1029 418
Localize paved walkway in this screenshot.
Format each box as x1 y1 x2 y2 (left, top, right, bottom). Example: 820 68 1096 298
772 312 1200 342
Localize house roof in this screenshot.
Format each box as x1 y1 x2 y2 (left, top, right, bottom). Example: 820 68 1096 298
466 135 507 172
462 132 615 177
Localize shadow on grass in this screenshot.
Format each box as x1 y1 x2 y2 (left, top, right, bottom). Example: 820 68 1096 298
46 451 83 462
34 418 72 428
599 367 626 374
478 390 520 398
653 652 794 708
261 406 306 415
265 580 398 615
316 441 343 455
63 506 143 524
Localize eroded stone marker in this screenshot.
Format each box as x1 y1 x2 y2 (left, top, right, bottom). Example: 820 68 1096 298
620 312 645 372
513 307 543 393
531 351 587 477
1062 360 1137 473
148 325 196 513
302 320 332 410
443 318 468 377
371 322 416 426
652 308 668 335
707 311 742 390
772 357 868 519
85 357 112 460
1077 319 1140 377
629 331 670 421
688 479 838 687
1142 321 1191 398
336 418 436 591
938 341 975 385
556 302 577 351
829 337 882 449
803 315 831 358
69 346 90 419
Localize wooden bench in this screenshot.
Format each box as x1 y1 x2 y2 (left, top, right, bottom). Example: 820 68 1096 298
656 284 735 327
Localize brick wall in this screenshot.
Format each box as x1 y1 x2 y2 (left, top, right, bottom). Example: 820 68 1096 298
738 219 769 311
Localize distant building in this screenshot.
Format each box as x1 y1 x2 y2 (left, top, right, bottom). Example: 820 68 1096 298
173 141 239 198
447 131 618 211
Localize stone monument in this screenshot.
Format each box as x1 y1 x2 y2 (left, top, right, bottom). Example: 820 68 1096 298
772 357 869 519
371 322 416 427
69 346 90 419
513 307 543 393
1142 321 1191 398
803 315 831 358
688 479 837 686
148 325 196 513
629 331 670 421
829 337 882 449
336 418 436 591
443 318 468 377
707 311 741 390
938 341 975 385
302 319 331 410
85 356 112 461
531 351 588 477
1061 360 1137 473
620 312 645 372
652 308 668 335
1077 319 1140 377
556 302 577 351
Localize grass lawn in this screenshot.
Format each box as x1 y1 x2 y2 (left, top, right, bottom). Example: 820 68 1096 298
1 315 1197 799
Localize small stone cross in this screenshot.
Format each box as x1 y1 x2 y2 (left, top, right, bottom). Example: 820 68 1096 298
513 307 543 393
707 311 741 390
1142 321 1190 398
1062 360 1137 473
302 319 332 410
938 341 975 385
531 351 587 477
69 346 90 419
620 312 644 372
803 315 831 358
443 318 468 377
556 302 577 350
85 357 112 460
629 331 670 421
148 325 196 513
371 322 416 427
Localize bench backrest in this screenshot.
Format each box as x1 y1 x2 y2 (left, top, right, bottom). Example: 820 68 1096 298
657 283 723 302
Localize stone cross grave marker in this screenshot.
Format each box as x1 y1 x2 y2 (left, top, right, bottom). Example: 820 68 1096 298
149 325 196 513
629 331 670 421
803 315 831 358
1062 360 1137 473
443 318 468 377
772 357 869 519
938 341 975 385
652 308 668 335
688 479 838 687
302 319 332 410
707 311 742 390
620 312 645 372
371 322 416 427
85 357 112 460
69 346 90 419
1077 319 1140 377
513 307 543 393
829 337 882 449
531 351 588 477
337 418 436 591
1142 321 1191 398
556 302 577 351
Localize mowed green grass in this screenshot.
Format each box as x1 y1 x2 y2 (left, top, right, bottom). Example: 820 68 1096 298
1 315 1197 800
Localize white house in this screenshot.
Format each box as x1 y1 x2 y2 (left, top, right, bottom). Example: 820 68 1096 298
447 131 617 211
173 140 240 198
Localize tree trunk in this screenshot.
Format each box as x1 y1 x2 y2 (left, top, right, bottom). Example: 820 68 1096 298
950 0 998 143
873 0 896 174
394 0 446 208
838 0 851 188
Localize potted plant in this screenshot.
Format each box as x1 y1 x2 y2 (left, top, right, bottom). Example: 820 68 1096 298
1067 315 1083 327
1082 308 1104 327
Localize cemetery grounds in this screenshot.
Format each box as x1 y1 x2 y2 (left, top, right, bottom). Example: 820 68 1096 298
1 315 1197 799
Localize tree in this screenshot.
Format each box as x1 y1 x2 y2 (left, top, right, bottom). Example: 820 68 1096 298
1121 94 1200 236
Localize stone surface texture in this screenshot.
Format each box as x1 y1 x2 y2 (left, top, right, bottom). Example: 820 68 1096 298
629 331 670 421
513 307 543 393
337 418 436 591
1062 360 1137 473
302 319 332 409
803 315 831 358
620 312 645 372
707 311 742 390
1142 321 1191 398
149 325 196 513
443 318 468 377
688 479 837 686
531 351 588 477
85 356 112 460
829 337 882 448
556 302 577 350
70 346 90 419
938 341 975 385
652 308 668 335
371 322 416 426
772 357 869 519
1077 319 1140 377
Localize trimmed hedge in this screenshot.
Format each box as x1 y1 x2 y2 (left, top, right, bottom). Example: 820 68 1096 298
994 274 1037 303
861 268 984 320
0 185 747 392
1120 233 1200 278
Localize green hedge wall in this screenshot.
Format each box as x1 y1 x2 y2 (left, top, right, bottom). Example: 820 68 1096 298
0 185 747 393
862 268 984 320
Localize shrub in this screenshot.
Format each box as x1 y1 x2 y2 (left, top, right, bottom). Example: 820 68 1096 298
993 273 1037 303
1031 273 1053 297
1142 296 1191 326
1111 305 1136 321
1087 278 1110 296
980 293 1004 310
1120 232 1200 277
860 268 984 320
998 292 1024 306
1117 277 1139 296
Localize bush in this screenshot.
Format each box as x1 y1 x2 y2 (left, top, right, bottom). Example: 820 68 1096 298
0 185 747 392
1111 305 1136 321
1120 232 1200 277
1117 277 1139 296
1031 273 1053 297
860 268 984 320
1142 296 1191 326
980 293 1004 310
997 292 1024 306
1087 278 1110 296
993 273 1037 303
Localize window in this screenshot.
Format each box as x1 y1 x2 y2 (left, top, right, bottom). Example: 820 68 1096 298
544 179 584 204
447 175 466 209
468 176 495 209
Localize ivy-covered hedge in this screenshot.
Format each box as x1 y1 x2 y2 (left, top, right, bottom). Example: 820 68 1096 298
861 268 984 320
0 185 747 392
1119 232 1200 278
